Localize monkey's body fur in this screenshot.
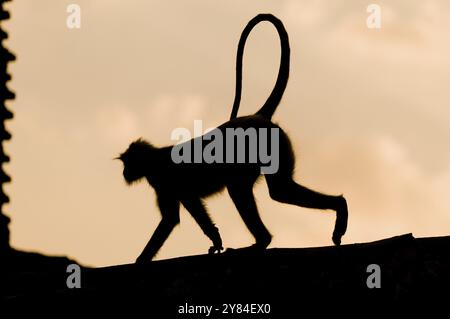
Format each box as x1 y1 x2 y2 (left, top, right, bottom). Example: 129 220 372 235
118 14 348 263
124 115 288 199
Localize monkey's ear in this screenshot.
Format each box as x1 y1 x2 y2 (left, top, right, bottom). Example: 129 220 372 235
113 154 123 161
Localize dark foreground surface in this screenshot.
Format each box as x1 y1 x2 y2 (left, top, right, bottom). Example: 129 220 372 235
1 234 450 316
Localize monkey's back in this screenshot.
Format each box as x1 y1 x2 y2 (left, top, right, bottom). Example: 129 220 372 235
149 115 295 199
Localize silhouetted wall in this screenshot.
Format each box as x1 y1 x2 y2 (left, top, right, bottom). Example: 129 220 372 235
0 0 14 252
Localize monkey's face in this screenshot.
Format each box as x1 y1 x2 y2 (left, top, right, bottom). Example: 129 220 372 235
117 141 149 185
121 159 143 185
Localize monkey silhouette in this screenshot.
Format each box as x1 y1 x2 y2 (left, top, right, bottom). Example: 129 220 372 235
117 14 348 263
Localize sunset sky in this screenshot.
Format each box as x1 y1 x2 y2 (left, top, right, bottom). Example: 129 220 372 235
4 0 450 266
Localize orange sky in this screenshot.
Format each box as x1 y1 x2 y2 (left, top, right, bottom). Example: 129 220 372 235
4 0 450 266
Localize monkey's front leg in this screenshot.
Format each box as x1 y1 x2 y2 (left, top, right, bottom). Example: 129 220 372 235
181 198 224 255
136 197 180 264
207 225 224 255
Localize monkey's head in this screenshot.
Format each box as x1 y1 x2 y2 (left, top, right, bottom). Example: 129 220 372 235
116 138 155 185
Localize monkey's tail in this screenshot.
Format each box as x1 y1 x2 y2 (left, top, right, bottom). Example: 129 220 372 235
229 14 290 120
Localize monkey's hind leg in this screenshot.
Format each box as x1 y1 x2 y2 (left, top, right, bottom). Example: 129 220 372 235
182 198 224 254
266 175 348 246
227 182 272 250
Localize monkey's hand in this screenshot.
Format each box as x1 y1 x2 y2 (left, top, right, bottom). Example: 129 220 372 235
208 245 224 255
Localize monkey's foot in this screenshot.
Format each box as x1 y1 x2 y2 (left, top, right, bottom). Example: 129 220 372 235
332 196 348 246
208 245 224 255
135 255 153 265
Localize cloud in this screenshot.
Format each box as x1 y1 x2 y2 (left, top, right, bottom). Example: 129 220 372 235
144 94 209 143
281 0 450 65
302 134 450 240
148 94 206 125
281 0 329 30
94 105 140 146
